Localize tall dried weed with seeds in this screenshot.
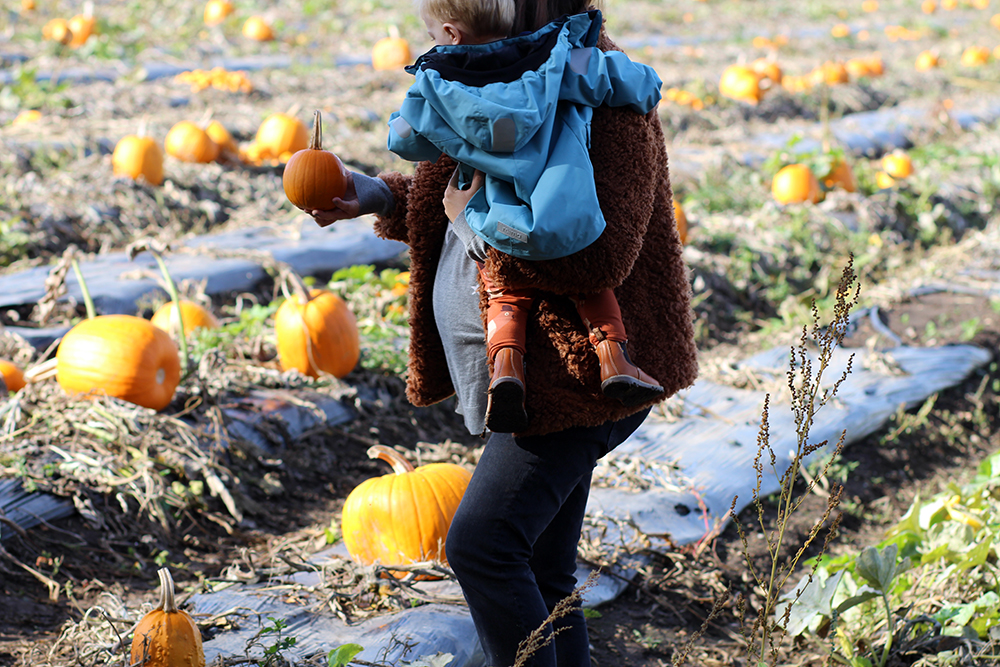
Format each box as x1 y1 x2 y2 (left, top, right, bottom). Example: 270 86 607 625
734 256 860 666
673 256 861 666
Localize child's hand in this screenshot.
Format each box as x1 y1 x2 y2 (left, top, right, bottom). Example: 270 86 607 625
306 171 358 227
443 167 484 222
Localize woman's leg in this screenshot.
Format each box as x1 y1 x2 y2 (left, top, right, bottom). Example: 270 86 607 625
446 409 649 667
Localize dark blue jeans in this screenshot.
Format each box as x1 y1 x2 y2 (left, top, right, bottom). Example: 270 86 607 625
446 408 650 667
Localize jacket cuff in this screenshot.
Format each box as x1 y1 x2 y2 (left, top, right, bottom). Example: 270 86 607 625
353 172 394 218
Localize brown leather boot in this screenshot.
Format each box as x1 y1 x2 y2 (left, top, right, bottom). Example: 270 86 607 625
596 340 664 407
486 347 529 433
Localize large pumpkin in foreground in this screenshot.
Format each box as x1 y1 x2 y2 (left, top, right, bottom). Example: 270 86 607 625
130 568 204 667
57 315 180 410
342 445 472 567
275 288 359 378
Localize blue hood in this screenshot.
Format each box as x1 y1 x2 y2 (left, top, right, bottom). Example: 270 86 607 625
401 10 609 153
388 11 663 260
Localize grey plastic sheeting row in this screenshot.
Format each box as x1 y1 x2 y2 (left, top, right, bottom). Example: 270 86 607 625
2 218 407 349
189 341 990 667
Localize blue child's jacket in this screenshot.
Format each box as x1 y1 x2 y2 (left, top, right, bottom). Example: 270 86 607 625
387 10 662 260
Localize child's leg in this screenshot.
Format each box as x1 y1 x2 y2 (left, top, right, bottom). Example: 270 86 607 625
479 263 531 433
574 289 664 407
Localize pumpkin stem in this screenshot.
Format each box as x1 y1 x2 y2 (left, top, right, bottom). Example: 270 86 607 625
157 567 179 613
367 444 415 474
309 110 323 151
148 249 190 375
282 267 313 305
69 252 96 320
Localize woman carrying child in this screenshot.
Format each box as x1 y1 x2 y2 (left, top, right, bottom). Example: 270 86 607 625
308 0 698 664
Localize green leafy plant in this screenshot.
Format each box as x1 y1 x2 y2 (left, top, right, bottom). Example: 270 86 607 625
327 265 410 376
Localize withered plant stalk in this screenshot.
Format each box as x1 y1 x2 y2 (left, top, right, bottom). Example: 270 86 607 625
732 255 861 666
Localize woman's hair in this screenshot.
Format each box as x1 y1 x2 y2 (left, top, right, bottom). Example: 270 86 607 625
510 0 597 35
414 0 516 39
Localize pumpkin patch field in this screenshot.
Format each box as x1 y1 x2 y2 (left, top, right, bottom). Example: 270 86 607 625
2 0 1000 665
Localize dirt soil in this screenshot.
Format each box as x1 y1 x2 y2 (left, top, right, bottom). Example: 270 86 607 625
3 0 1000 665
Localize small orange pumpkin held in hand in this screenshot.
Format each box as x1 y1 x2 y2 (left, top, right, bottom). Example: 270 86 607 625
131 568 205 667
275 271 360 379
283 110 348 211
0 360 26 394
771 164 822 204
341 445 472 570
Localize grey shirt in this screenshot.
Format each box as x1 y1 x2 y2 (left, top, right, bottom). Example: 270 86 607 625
354 172 490 436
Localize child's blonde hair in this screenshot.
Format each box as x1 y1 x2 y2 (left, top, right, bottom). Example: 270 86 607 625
415 0 516 39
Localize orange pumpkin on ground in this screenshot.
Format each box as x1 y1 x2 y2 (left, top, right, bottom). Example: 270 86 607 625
915 50 940 71
341 445 472 568
165 121 219 163
672 199 688 244
255 113 308 160
282 110 348 210
68 12 96 48
822 159 858 193
372 35 412 71
0 360 26 393
205 121 239 157
275 281 360 379
719 65 762 104
242 16 274 41
203 0 234 26
56 315 180 411
881 150 914 179
772 164 822 204
130 569 204 667
43 18 73 44
151 300 219 337
113 135 164 185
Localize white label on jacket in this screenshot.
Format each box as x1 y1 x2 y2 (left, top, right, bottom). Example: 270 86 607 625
389 116 413 139
497 222 528 243
569 48 593 75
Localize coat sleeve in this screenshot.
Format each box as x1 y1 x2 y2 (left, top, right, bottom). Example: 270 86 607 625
372 172 413 243
559 48 662 114
387 113 446 163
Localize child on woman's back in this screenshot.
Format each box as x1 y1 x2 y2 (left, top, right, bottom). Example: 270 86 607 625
388 0 665 433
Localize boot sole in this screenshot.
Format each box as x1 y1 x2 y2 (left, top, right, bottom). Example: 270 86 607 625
602 376 664 408
486 379 528 433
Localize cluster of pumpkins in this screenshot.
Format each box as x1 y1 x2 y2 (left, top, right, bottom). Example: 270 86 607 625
38 2 96 48
0 269 361 416
110 111 317 185
132 441 473 667
717 53 886 105
770 149 915 205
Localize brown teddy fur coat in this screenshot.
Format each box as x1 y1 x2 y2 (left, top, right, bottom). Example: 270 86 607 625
374 31 699 437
